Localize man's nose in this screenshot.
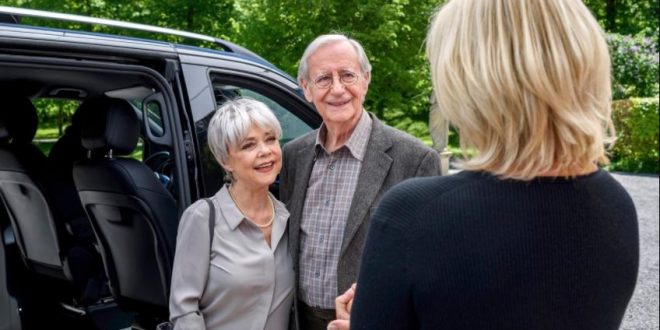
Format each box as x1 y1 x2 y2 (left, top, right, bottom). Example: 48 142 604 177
329 76 345 93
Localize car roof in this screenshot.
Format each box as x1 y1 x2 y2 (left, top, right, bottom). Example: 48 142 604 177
0 6 291 79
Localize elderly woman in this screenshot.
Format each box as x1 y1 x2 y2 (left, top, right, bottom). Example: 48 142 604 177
330 1 640 330
169 98 293 329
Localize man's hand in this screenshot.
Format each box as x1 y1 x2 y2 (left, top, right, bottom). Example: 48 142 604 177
327 283 356 330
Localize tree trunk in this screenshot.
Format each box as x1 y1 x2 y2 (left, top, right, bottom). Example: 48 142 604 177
187 1 195 31
58 103 64 136
606 0 617 31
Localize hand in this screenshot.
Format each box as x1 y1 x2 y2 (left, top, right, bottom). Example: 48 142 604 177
327 283 356 330
327 319 349 330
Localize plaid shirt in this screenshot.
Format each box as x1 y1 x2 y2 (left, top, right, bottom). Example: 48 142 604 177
299 111 372 308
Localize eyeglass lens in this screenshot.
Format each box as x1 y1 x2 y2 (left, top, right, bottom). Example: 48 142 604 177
313 71 359 89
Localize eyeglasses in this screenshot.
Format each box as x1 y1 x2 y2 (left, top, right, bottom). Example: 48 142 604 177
312 70 361 89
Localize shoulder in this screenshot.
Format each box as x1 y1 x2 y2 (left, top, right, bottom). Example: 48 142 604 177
375 172 481 227
372 116 436 156
368 116 438 175
175 198 216 238
386 171 479 203
579 170 636 213
283 129 316 154
180 198 213 223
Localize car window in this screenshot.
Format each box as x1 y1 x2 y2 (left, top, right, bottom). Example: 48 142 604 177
213 84 312 145
128 98 165 138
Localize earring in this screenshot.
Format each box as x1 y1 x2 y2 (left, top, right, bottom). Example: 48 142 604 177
223 170 234 183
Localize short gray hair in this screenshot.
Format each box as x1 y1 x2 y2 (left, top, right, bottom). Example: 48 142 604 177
297 34 372 83
207 98 282 166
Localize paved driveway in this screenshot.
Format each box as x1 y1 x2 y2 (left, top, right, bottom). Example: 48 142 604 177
613 173 659 330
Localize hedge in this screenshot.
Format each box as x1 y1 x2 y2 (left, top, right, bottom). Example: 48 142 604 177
609 98 659 173
607 33 659 100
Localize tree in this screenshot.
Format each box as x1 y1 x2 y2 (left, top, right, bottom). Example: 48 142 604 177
584 0 659 37
8 0 655 138
235 0 442 136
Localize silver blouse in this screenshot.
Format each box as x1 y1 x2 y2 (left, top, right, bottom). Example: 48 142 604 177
169 185 294 330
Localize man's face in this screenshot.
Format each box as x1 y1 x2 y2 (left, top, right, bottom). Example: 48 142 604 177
301 41 370 130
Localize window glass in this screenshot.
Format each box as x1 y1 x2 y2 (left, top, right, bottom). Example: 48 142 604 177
145 101 165 137
213 84 312 145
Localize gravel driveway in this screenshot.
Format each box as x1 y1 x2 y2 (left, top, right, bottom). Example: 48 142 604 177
613 172 659 330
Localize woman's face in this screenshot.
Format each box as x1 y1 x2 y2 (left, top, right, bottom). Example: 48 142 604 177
222 123 282 190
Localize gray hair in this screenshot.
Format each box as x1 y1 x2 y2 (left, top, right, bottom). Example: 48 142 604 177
207 98 282 168
297 34 372 83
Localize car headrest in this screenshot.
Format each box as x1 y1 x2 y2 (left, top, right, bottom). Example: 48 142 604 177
48 96 101 165
0 97 38 145
71 97 98 129
80 97 139 156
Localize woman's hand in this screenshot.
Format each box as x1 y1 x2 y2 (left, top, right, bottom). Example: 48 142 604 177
327 283 356 330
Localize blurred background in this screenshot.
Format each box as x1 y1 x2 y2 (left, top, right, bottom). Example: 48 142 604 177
2 0 658 174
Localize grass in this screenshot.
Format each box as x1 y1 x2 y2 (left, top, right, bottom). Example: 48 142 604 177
34 128 144 160
35 126 61 139
34 141 56 156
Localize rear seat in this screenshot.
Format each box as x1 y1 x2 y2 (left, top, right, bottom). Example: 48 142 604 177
0 96 105 305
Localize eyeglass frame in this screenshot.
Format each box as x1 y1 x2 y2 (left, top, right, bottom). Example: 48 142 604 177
310 70 362 89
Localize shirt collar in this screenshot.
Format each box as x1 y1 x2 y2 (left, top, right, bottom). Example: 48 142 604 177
216 185 244 230
314 110 372 161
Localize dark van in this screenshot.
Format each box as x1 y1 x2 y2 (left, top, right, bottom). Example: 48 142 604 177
0 6 320 329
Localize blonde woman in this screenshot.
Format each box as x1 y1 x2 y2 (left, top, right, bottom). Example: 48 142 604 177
338 1 639 329
169 98 293 329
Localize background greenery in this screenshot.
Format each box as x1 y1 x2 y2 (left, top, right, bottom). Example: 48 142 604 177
611 98 659 173
4 0 658 172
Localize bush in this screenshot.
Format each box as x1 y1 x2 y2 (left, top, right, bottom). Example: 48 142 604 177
609 98 659 173
607 33 659 99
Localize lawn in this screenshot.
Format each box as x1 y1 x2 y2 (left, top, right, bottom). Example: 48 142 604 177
34 126 143 159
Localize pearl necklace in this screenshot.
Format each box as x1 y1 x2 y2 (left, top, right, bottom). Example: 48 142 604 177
228 187 275 228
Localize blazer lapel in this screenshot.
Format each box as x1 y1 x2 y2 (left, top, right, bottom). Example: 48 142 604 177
340 116 393 256
287 140 316 262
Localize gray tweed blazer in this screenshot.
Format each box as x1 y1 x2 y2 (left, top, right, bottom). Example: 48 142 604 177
279 113 440 300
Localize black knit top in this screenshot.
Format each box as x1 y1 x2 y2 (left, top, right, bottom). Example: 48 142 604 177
351 169 639 330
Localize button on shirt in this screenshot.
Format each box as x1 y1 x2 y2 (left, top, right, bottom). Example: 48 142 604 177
299 111 372 308
169 185 294 330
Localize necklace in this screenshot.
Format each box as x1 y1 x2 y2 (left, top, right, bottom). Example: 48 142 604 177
228 186 275 229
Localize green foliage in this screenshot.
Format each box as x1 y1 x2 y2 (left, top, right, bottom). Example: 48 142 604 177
607 33 659 99
33 140 54 155
609 98 659 173
234 0 440 137
4 0 237 46
5 0 658 148
32 99 79 136
583 0 659 37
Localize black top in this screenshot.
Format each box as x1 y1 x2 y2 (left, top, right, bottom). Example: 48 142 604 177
351 169 639 330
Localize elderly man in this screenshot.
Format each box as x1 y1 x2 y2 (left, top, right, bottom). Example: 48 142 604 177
279 34 440 330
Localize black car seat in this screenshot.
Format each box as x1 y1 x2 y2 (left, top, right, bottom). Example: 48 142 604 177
48 99 100 248
46 99 109 303
0 97 100 298
72 97 178 318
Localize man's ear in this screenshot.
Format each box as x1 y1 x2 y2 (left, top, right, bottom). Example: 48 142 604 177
301 79 313 102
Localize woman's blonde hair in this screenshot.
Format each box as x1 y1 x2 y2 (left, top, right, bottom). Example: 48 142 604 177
426 0 614 180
